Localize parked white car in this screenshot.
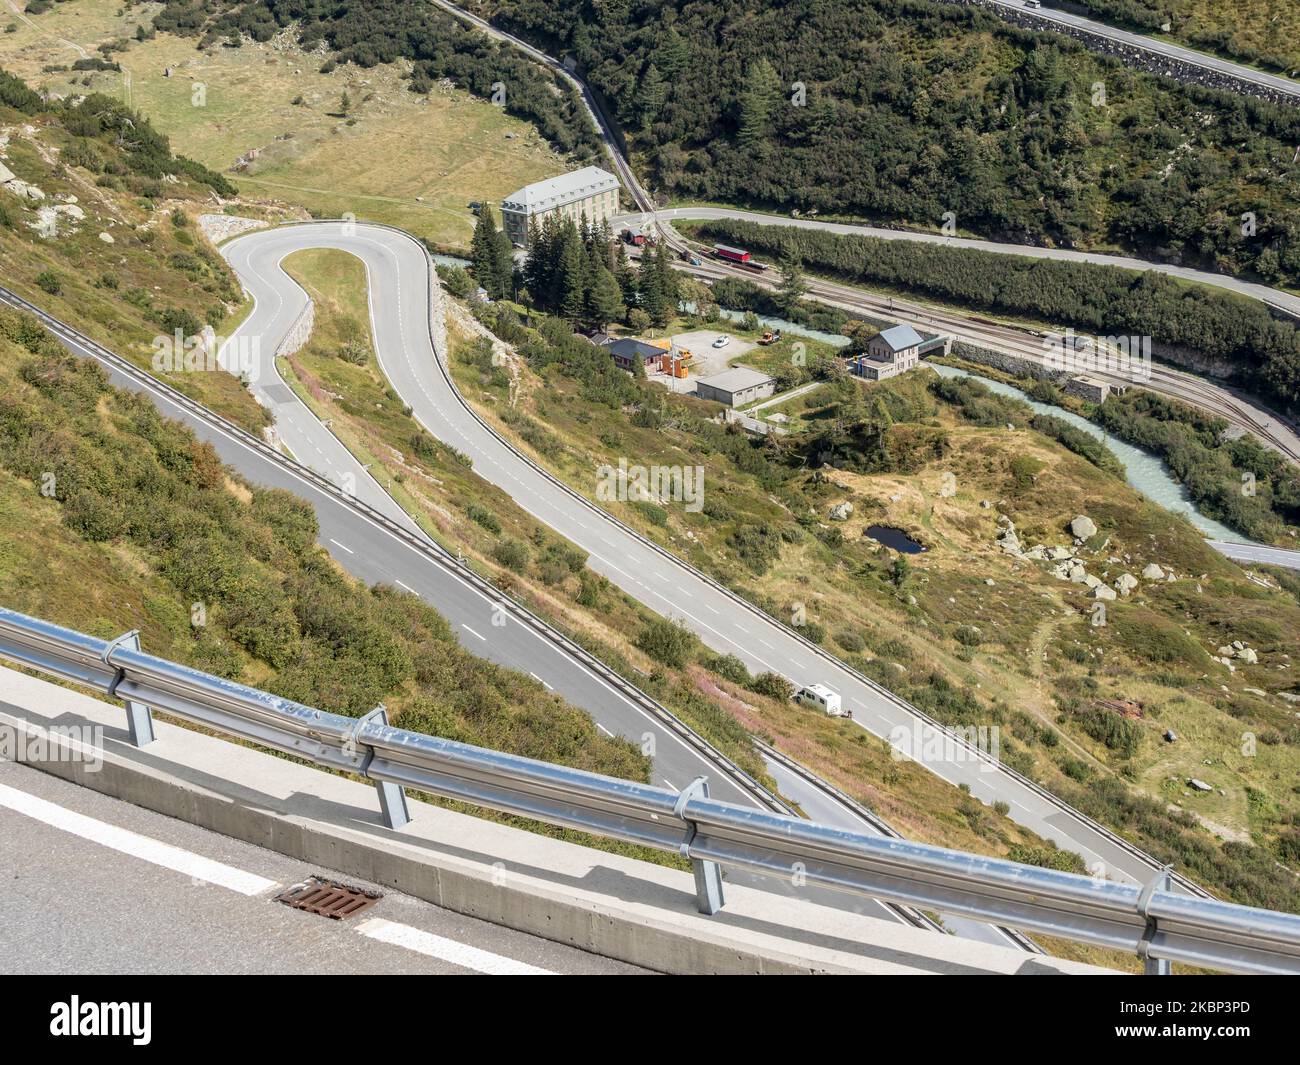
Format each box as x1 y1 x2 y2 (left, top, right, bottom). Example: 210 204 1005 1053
711 336 730 348
795 683 849 718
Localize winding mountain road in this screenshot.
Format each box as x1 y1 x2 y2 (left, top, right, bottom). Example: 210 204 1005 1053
217 221 1219 911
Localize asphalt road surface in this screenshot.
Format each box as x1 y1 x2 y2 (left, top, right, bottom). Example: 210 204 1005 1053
0 760 642 974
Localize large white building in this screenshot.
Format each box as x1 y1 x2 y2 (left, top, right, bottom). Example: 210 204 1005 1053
500 166 621 246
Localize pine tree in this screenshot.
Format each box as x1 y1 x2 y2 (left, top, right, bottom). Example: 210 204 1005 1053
587 262 626 331
491 227 515 300
637 62 667 131
556 222 588 323
646 244 677 327
638 249 666 326
471 208 499 296
777 254 807 313
737 58 781 153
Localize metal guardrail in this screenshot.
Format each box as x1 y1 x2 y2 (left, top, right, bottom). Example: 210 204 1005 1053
2 605 1298 974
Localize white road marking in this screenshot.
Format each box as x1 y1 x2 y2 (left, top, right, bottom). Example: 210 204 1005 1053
395 579 417 594
354 917 553 975
328 538 354 554
595 723 613 737
0 782 277 896
662 778 678 792
461 624 486 641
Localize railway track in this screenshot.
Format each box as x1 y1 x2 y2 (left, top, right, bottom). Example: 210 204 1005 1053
666 239 1300 466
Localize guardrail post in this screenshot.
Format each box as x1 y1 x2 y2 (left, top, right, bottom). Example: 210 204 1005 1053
675 777 725 915
355 706 410 830
103 630 155 747
1137 866 1172 975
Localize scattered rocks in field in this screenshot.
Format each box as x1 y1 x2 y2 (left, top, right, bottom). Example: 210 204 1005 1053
1164 729 1177 743
1187 778 1213 793
1141 563 1166 581
828 501 854 521
1115 573 1138 596
1216 642 1258 666
1092 584 1117 600
98 231 114 244
1070 514 1097 539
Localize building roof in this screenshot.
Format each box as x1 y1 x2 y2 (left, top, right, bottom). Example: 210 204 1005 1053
696 366 774 394
501 166 620 215
874 324 924 352
604 337 663 361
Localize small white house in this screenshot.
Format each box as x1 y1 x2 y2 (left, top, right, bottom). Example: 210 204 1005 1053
853 323 924 381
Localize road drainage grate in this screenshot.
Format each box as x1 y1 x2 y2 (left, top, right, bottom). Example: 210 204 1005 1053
275 877 383 920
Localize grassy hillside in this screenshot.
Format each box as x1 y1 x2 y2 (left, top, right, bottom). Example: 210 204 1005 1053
2 0 586 247
0 305 654 842
267 248 1116 882
0 69 268 432
452 292 1300 914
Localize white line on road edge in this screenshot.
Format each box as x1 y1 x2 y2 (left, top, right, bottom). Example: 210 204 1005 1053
0 782 277 896
328 538 354 554
354 917 554 975
461 624 486 641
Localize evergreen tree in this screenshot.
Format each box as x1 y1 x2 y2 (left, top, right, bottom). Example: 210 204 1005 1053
637 62 667 131
471 208 500 296
556 222 589 323
638 249 666 326
587 262 626 330
491 226 515 300
777 254 807 313
736 58 781 153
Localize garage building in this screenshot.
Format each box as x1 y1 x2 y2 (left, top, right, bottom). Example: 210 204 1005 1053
694 366 776 407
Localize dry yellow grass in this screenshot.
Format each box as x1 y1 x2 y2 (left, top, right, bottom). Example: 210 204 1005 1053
3 1 573 247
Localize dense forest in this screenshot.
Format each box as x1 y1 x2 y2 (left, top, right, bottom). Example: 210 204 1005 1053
467 0 1300 285
690 217 1300 415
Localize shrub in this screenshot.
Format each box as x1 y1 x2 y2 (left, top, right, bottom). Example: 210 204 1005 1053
749 671 793 701
491 537 529 573
35 271 62 295
707 652 751 685
1006 844 1087 875
635 616 696 668
465 503 500 534
835 629 865 653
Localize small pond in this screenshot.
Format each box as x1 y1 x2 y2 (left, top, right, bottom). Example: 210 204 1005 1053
865 524 927 553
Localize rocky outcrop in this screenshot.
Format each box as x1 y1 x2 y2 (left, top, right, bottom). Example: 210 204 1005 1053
1070 514 1097 539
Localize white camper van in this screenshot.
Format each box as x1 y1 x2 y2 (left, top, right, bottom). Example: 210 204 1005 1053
795 683 849 718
